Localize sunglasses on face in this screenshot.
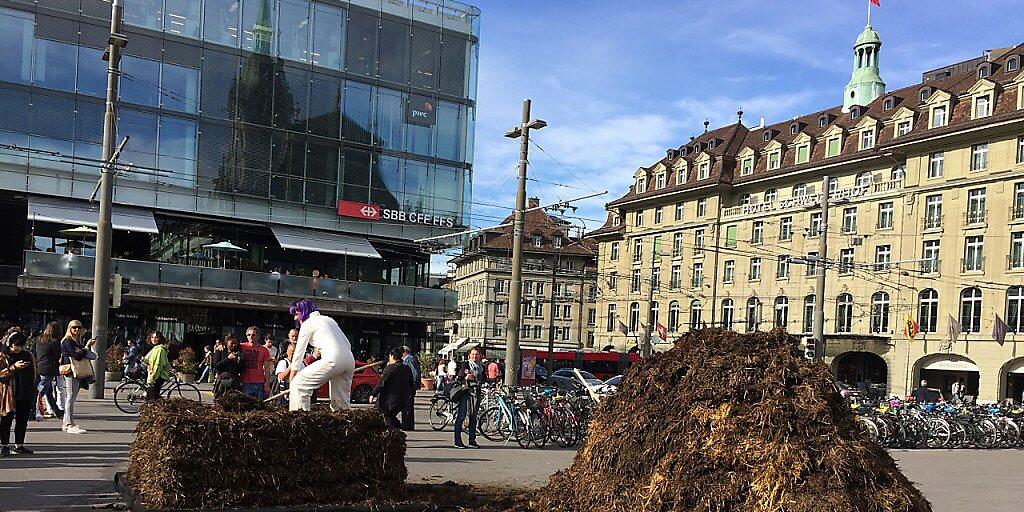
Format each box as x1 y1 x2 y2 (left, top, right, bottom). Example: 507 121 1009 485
71 326 83 330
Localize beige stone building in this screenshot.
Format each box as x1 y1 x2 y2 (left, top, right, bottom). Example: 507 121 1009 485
449 198 598 356
589 27 1024 402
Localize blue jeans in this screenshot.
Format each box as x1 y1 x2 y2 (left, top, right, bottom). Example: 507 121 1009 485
454 395 478 445
241 383 265 400
37 375 63 415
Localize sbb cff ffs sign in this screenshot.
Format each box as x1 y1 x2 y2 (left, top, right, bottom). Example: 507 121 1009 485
337 200 455 228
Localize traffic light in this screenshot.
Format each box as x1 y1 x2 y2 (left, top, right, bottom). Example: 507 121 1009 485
801 336 816 360
112 273 130 308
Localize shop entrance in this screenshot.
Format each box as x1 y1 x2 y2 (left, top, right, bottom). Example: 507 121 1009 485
915 355 980 402
833 351 888 397
1000 358 1024 404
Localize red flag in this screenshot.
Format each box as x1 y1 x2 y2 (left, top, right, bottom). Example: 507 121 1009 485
870 0 880 6
657 322 668 341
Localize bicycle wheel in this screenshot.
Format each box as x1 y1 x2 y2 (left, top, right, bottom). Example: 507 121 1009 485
114 381 146 414
479 407 509 442
529 409 548 449
170 382 203 403
428 398 451 431
856 416 879 442
515 408 533 449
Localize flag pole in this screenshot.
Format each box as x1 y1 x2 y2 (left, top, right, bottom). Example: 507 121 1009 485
867 0 871 25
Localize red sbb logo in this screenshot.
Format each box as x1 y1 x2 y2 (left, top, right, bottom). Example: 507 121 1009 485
338 200 380 220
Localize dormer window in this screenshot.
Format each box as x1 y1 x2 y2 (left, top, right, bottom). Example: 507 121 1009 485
930 105 947 128
655 173 666 189
795 143 810 164
883 97 894 110
740 156 754 176
790 123 799 135
850 107 861 119
859 128 875 150
919 88 931 103
1007 57 1019 72
553 236 562 248
974 95 991 118
708 139 717 149
612 215 621 226
675 168 686 185
818 115 828 127
636 176 646 192
768 150 780 170
763 131 772 142
826 136 841 157
698 161 710 180
532 235 542 247
978 65 990 79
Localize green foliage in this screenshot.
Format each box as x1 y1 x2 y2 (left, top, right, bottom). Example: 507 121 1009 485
174 347 199 375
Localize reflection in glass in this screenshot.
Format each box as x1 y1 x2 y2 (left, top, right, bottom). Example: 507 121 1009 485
378 18 409 85
432 165 459 218
341 147 370 202
0 8 34 84
370 155 402 210
124 0 163 31
225 124 272 196
275 66 309 131
311 2 343 70
242 0 276 55
197 122 231 189
30 94 74 172
200 51 238 119
73 100 104 174
158 116 198 188
0 130 29 166
439 35 468 96
118 109 159 171
409 26 439 90
305 181 336 207
203 0 241 47
272 131 305 178
160 62 199 113
342 81 372 144
435 101 462 162
277 0 310 63
375 88 404 151
271 175 303 202
403 159 429 213
33 38 78 93
345 10 376 77
405 117 432 157
120 55 160 107
76 46 106 97
308 72 341 137
305 139 339 182
164 0 201 39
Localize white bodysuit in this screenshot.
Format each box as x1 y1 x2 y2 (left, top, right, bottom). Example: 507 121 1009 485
288 311 356 411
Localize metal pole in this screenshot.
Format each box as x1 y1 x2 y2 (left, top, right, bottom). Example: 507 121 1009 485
503 99 532 387
812 175 830 362
90 0 124 398
642 247 656 356
545 257 557 374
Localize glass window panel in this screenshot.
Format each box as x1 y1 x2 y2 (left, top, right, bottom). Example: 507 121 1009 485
439 35 467 96
203 0 241 47
32 38 78 92
158 116 197 188
345 10 376 77
305 181 336 207
432 165 459 218
274 66 309 131
31 93 74 141
118 109 159 171
120 55 160 107
0 129 29 166
311 2 343 69
272 131 305 177
164 0 201 39
435 101 461 161
370 154 402 209
242 0 276 54
160 62 199 113
342 80 372 143
229 124 272 196
403 159 429 213
0 8 33 84
405 97 433 158
74 99 104 145
342 147 370 187
308 72 341 137
375 88 404 150
197 122 231 190
271 175 303 202
305 139 339 182
378 18 409 85
76 46 106 97
201 50 238 119
124 0 164 31
0 89 30 134
277 0 310 63
409 26 439 90
235 55 275 125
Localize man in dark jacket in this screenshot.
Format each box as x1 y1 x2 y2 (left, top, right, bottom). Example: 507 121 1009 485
33 331 63 418
373 348 413 429
453 347 486 448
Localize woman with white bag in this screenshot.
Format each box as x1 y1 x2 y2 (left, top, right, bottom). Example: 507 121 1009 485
59 320 95 434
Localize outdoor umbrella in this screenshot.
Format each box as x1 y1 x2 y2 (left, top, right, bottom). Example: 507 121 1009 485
202 241 246 268
59 225 98 238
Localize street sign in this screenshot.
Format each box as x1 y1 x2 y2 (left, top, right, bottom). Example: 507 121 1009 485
337 200 381 221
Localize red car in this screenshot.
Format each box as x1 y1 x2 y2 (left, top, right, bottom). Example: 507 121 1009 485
315 360 381 404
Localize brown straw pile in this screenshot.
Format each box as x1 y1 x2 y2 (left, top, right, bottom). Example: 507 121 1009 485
538 329 932 512
126 393 407 509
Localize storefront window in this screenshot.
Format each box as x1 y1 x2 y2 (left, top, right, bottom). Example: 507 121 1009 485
345 10 376 77
160 62 199 114
120 55 160 107
378 18 410 85
342 81 372 143
311 2 343 70
164 0 202 39
277 0 311 63
158 116 198 188
0 8 34 85
33 38 77 92
203 0 241 47
375 88 405 150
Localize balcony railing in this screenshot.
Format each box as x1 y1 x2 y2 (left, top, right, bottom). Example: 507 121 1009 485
961 256 985 273
1009 254 1024 271
920 258 941 274
964 209 987 226
872 178 904 193
923 214 943 230
22 251 457 310
1010 205 1024 221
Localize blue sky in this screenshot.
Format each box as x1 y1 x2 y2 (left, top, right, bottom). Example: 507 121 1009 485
436 0 1023 270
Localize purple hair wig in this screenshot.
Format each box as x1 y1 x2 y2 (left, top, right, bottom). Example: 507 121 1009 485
289 299 318 324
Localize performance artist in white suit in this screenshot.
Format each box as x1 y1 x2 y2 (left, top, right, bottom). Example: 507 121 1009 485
287 299 356 411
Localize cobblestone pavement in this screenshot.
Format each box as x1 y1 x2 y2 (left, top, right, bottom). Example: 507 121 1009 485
0 391 1020 511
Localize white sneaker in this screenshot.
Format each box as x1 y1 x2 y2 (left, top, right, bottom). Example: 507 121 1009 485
61 425 68 431
66 426 87 434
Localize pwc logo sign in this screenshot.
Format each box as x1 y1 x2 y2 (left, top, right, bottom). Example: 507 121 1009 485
337 200 381 221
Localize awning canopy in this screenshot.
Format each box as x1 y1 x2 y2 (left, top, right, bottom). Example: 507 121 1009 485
28 196 158 234
271 225 381 259
438 337 469 356
922 357 980 372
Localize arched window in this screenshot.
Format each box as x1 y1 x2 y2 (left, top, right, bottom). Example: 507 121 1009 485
739 193 751 206
746 297 762 332
918 289 938 333
668 301 681 332
836 293 853 333
856 172 874 188
628 302 640 333
870 291 890 333
792 183 807 197
764 188 778 202
774 296 789 328
828 177 839 193
721 299 735 330
891 166 906 181
803 294 815 333
1008 286 1024 333
960 288 983 333
689 300 702 329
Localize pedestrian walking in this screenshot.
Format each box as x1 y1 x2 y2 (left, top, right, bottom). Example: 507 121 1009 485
452 347 484 449
142 332 171 402
912 380 931 403
435 357 447 392
60 320 95 434
33 321 64 419
486 359 500 384
400 346 420 430
212 335 243 398
240 327 273 400
197 345 213 384
373 348 413 429
1 332 38 456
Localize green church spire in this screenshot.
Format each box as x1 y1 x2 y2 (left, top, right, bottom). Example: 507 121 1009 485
252 0 274 55
843 24 886 113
